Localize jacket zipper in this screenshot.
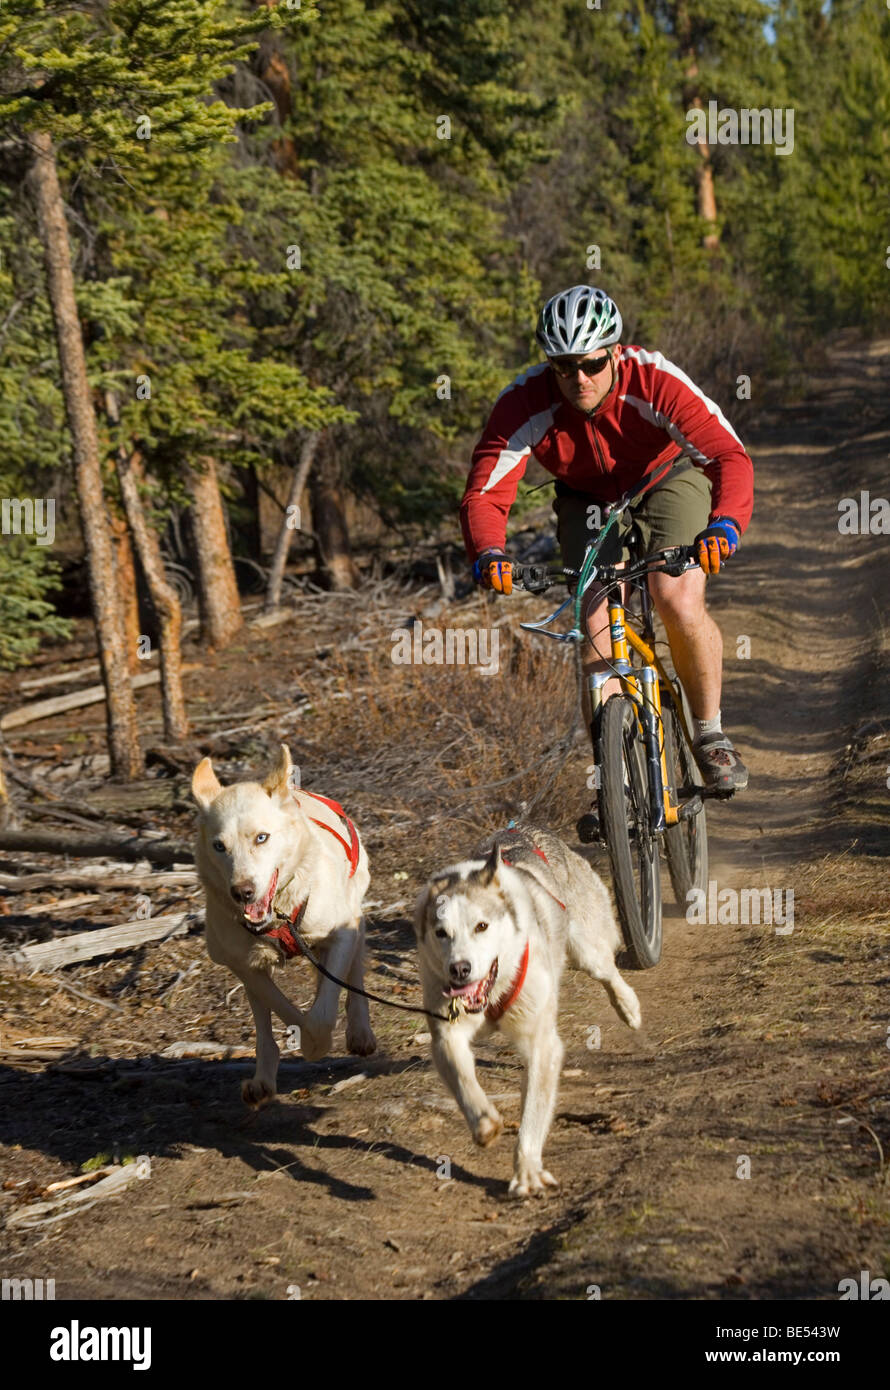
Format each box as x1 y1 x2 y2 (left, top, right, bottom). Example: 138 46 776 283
588 418 607 474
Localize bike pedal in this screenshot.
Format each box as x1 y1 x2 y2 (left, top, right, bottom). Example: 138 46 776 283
576 813 602 844
677 795 703 821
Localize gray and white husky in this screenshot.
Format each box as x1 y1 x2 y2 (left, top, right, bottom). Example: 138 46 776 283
414 827 641 1196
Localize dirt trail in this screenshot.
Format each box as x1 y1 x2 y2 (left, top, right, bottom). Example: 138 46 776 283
1 342 888 1301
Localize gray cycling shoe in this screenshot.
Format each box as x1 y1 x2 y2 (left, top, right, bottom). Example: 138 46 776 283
694 731 748 792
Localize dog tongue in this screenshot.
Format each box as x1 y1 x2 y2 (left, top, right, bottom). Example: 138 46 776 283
243 869 278 924
446 981 481 998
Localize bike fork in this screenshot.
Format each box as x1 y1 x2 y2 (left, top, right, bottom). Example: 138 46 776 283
585 671 609 787
587 667 665 834
639 667 666 834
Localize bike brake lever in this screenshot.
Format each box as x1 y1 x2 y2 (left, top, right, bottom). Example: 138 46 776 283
518 564 552 594
519 621 583 643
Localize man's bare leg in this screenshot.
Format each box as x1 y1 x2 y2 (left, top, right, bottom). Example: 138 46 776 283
649 568 747 789
648 568 721 719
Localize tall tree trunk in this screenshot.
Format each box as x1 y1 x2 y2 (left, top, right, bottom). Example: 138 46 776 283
106 388 188 741
676 3 719 251
187 456 244 648
115 447 190 743
309 433 360 591
691 96 719 251
27 131 141 777
264 431 321 612
239 461 262 561
109 510 141 674
254 25 299 177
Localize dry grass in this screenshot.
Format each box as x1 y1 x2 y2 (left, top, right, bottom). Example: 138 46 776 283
291 589 588 873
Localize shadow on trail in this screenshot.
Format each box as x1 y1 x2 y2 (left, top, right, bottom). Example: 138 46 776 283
0 1049 505 1203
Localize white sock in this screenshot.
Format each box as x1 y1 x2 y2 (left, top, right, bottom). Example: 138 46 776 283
693 711 722 745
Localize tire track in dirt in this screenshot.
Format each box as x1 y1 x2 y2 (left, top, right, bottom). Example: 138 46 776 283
459 338 890 1299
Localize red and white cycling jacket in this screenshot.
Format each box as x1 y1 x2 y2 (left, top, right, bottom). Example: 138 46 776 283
460 346 754 561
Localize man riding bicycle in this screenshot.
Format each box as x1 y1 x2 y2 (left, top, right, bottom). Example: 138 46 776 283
460 284 752 808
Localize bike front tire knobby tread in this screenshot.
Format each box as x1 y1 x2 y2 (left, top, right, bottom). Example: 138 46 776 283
600 694 663 969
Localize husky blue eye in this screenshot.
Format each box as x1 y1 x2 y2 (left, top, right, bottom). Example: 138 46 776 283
212 839 225 853
256 833 269 844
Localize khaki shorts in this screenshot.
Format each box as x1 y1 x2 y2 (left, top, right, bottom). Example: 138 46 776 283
552 462 712 569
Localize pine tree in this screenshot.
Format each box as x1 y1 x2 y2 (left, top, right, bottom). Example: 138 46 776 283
0 0 309 764
228 0 551 585
765 0 890 330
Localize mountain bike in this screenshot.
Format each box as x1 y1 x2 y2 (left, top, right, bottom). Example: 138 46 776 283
513 488 717 969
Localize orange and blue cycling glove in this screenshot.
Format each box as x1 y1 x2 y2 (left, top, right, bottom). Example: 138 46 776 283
472 549 513 594
693 517 740 575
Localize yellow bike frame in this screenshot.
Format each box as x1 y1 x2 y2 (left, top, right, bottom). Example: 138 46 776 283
588 599 696 829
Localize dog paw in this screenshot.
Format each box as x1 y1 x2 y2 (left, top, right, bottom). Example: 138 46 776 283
611 981 642 1030
241 1077 276 1108
620 989 642 1030
346 1025 377 1057
509 1161 559 1198
473 1111 504 1148
300 1024 333 1063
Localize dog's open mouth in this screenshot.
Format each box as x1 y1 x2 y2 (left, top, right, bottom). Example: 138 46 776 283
443 958 498 1014
242 868 279 931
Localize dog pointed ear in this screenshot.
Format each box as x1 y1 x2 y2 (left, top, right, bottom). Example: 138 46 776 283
191 757 222 811
263 743 293 799
413 873 456 939
476 841 501 887
412 883 432 940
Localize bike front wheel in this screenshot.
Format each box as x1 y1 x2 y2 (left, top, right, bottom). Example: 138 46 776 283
599 694 663 968
663 681 709 906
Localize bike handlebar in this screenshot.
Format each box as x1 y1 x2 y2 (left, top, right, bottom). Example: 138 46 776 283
513 544 700 594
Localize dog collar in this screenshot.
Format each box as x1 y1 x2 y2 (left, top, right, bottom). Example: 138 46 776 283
485 942 530 1023
297 790 360 878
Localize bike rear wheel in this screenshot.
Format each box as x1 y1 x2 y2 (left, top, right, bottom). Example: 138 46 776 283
599 694 663 968
663 682 709 906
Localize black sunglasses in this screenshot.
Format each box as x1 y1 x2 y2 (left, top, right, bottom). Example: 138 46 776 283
549 352 612 378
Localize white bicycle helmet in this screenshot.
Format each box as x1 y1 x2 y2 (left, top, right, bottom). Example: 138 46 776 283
536 285 623 356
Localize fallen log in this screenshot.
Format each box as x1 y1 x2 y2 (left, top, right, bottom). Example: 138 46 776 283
0 868 198 893
6 911 202 971
18 663 102 692
6 1161 150 1229
160 1041 254 1060
0 663 198 732
0 830 194 866
17 893 101 916
0 670 163 731
0 1048 81 1063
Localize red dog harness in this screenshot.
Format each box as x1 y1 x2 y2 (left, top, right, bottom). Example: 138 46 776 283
299 790 360 878
485 941 530 1023
259 793 359 959
482 831 566 1021
265 893 308 959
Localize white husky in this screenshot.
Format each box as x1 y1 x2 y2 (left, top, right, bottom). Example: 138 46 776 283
414 827 641 1196
192 744 376 1105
